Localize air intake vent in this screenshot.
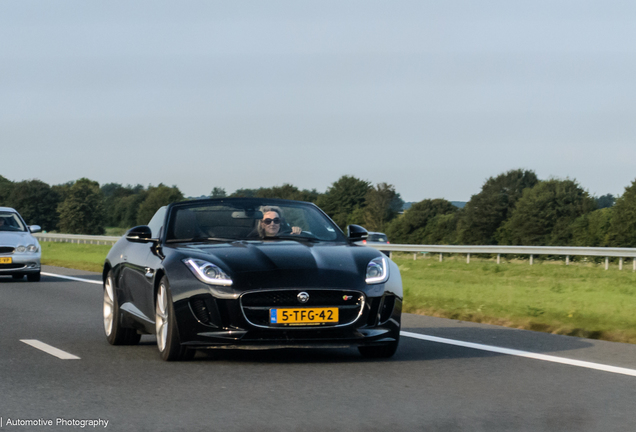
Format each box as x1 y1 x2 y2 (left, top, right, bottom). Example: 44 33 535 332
0 247 15 254
379 295 395 324
0 264 25 270
188 297 221 328
190 299 211 324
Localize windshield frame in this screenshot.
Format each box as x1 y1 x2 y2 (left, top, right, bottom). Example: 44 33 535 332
162 198 347 244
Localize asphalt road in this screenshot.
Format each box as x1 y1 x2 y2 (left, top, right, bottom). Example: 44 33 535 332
1 266 635 432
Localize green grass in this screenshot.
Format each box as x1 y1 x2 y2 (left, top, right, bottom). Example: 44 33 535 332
395 253 636 343
39 243 636 343
40 241 111 273
105 227 129 236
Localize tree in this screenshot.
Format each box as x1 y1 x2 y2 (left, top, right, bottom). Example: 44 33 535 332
457 169 538 245
255 184 320 202
421 212 460 245
210 187 227 198
606 179 636 247
363 183 403 232
101 183 146 227
8 180 60 231
0 175 14 206
52 181 74 204
230 184 321 202
114 193 147 228
137 184 184 225
230 188 258 198
569 208 612 247
316 176 371 229
57 178 106 234
496 179 596 246
595 194 616 209
385 199 457 244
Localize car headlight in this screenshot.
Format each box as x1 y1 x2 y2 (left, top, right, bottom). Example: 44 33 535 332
366 257 389 284
15 244 38 253
183 258 233 286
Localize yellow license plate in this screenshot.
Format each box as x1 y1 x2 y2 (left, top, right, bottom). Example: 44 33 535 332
270 307 338 325
0 257 12 264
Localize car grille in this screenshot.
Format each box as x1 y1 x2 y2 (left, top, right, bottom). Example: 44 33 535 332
0 247 15 254
240 289 364 328
0 264 26 270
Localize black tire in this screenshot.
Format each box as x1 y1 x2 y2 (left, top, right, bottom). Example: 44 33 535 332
12 274 24 280
27 272 41 282
155 276 194 361
103 271 141 346
358 335 400 359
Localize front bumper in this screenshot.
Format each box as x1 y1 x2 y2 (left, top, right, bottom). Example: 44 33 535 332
0 253 41 275
173 290 402 350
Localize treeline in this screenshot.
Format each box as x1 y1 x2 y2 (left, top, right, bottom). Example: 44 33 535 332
0 174 402 236
1 170 634 248
385 169 633 248
0 176 183 235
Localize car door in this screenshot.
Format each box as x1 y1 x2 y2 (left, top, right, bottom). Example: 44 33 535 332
120 207 167 322
120 242 156 321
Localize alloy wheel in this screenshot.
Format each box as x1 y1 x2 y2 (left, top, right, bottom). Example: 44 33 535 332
103 277 115 337
155 283 169 352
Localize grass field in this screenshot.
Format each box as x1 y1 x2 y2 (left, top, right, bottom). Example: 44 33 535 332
40 241 111 273
394 253 636 343
104 227 129 236
39 242 636 343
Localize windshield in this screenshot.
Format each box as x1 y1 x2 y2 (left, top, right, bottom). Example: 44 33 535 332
0 212 27 232
368 234 388 242
165 199 345 243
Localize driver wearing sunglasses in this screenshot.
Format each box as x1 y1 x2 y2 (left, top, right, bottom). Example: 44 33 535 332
258 206 302 238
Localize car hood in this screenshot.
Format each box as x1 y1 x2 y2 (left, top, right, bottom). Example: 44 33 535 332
0 231 38 246
170 240 380 290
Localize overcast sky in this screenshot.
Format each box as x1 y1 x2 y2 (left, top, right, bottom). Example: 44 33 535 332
2 1 635 202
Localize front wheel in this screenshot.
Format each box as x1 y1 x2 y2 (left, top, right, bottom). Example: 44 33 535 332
27 272 41 282
155 277 194 361
103 271 141 345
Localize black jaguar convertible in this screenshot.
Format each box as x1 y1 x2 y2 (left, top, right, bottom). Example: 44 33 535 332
102 198 402 361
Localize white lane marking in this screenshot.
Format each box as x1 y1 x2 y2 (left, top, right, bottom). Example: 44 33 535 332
401 331 636 377
41 272 102 285
21 339 81 360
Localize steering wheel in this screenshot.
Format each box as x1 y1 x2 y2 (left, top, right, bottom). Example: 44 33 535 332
299 231 317 239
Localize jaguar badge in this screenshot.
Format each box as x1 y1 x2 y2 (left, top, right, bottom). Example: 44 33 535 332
297 292 310 303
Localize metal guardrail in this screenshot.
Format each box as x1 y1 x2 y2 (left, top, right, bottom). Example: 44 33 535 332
364 243 636 271
34 233 121 245
33 233 636 270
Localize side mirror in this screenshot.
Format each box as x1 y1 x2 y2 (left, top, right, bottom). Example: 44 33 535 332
126 225 154 243
29 225 42 233
347 224 368 241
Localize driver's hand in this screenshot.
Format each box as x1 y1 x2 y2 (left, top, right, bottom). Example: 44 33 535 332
291 226 302 235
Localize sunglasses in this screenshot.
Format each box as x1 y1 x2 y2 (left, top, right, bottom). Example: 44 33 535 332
262 218 281 225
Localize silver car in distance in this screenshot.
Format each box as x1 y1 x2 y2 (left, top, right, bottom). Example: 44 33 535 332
0 207 42 282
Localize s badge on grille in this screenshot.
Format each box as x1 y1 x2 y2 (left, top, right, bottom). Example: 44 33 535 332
297 292 310 303
343 295 353 301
